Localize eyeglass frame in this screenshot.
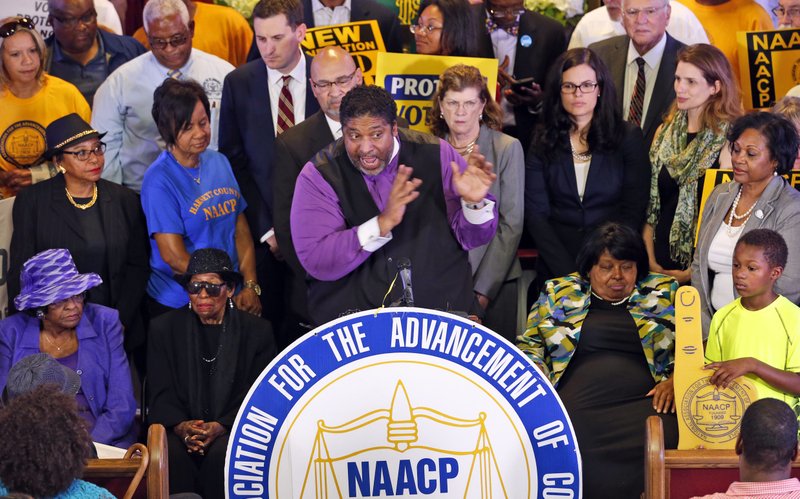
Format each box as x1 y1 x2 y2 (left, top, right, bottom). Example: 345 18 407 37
0 17 36 38
61 142 107 161
621 5 668 19
773 5 800 17
148 30 191 50
50 9 98 29
487 6 526 18
560 81 599 94
311 68 359 91
48 292 87 309
409 23 443 35
186 280 228 297
440 98 483 112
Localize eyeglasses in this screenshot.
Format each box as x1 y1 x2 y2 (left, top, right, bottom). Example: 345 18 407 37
441 98 482 112
0 17 35 38
62 142 106 161
149 32 189 50
487 7 526 18
51 10 97 29
49 292 87 309
186 281 226 297
311 69 358 91
409 23 443 34
622 5 667 19
560 81 599 94
773 6 800 17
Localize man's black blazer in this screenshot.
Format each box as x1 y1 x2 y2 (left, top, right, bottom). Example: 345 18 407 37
219 56 320 238
590 33 685 147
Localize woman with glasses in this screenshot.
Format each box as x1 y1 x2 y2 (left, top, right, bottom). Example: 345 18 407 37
427 64 523 340
142 78 261 318
644 44 741 284
410 0 478 56
148 248 275 498
8 114 149 361
0 16 91 198
0 248 137 448
525 48 650 284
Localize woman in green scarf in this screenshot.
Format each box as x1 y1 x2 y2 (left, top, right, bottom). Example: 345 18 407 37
644 44 743 283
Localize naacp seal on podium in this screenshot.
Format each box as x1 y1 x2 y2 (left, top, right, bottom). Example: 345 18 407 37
680 377 753 444
225 308 581 498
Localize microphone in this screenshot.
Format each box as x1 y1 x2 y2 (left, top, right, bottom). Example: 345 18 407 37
396 257 414 307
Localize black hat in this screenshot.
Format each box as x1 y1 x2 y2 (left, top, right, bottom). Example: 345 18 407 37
175 248 243 287
44 113 107 159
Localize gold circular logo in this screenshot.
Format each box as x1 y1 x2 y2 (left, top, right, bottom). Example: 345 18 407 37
0 120 46 168
680 376 752 444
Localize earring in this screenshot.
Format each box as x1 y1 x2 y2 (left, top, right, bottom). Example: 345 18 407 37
440 112 444 118
228 297 235 309
57 164 66 174
36 309 44 320
187 302 192 310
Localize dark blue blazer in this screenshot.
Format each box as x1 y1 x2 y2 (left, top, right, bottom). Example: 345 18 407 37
45 30 146 75
219 56 320 237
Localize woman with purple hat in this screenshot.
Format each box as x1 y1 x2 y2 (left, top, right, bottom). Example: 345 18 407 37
0 248 136 448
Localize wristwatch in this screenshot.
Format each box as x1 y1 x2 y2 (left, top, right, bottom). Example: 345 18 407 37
244 280 261 296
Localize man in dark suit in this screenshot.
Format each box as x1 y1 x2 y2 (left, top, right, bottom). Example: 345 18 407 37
219 0 320 329
302 0 404 52
272 46 362 346
590 0 685 147
476 0 567 152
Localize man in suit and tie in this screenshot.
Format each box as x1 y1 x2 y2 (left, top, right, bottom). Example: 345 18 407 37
271 46 362 346
219 0 320 329
476 0 566 152
590 0 685 147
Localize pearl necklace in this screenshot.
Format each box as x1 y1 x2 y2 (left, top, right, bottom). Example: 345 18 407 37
65 184 98 210
570 135 591 162
591 291 629 306
726 186 755 236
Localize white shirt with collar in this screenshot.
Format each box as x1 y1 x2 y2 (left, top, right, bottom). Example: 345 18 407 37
622 34 667 127
312 0 352 26
490 25 519 127
266 51 308 137
324 113 343 139
92 48 234 192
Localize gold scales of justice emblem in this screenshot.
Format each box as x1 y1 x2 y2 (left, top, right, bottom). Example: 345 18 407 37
673 286 757 449
298 380 509 498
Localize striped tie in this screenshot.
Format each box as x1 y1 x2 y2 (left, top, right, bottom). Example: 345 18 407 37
627 57 646 127
167 69 183 80
276 75 295 135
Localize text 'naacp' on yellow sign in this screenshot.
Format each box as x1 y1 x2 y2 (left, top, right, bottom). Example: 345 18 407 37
375 52 499 132
301 20 386 86
737 28 800 110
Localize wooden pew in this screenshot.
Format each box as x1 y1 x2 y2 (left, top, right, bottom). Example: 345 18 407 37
645 415 800 498
82 424 169 498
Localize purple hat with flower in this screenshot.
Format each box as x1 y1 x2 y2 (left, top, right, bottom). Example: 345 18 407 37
13 248 102 311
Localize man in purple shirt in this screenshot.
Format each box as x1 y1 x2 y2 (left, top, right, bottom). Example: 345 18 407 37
291 85 498 325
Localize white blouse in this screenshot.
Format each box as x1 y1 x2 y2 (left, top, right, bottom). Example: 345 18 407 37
574 158 591 201
707 220 744 312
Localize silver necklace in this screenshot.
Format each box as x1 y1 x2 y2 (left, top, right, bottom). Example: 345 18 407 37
570 135 592 162
591 290 630 306
726 186 754 236
202 320 224 375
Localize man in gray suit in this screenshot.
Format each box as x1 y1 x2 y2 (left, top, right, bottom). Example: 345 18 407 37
590 0 685 147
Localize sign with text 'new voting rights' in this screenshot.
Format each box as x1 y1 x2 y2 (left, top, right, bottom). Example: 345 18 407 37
376 53 499 132
225 308 581 498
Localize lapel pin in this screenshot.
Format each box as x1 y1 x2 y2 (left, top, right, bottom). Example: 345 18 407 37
755 209 764 219
520 35 532 47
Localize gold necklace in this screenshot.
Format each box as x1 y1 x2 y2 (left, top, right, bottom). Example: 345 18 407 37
41 331 74 352
447 132 479 157
65 184 98 210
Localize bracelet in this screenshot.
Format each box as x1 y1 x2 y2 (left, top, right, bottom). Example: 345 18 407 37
244 280 261 296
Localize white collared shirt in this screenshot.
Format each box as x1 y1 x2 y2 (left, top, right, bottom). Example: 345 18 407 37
266 52 308 136
324 113 343 139
490 25 518 127
622 34 667 127
312 0 352 26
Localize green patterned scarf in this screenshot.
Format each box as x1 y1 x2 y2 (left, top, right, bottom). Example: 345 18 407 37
646 110 728 267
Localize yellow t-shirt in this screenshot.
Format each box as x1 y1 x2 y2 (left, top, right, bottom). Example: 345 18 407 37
135 2 253 67
705 295 800 409
0 75 91 198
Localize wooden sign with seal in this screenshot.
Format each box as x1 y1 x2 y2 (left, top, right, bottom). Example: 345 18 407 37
674 286 757 449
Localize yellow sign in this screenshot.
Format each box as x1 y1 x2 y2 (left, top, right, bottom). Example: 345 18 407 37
301 20 386 86
737 28 800 109
375 53 499 132
674 286 757 449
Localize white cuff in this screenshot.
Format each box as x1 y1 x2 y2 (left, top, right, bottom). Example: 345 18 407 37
461 198 495 225
260 228 275 244
357 216 392 252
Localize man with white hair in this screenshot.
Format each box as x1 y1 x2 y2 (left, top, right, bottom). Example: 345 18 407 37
91 0 234 192
569 0 708 48
775 0 800 27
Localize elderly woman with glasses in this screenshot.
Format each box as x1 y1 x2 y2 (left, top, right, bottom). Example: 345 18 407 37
0 16 91 198
525 48 650 285
8 114 149 362
0 248 137 448
148 248 276 498
410 0 478 56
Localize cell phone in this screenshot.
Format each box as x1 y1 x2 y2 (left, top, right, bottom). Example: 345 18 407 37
511 77 536 93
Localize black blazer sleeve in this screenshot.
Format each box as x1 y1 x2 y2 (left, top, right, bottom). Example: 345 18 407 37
146 314 189 428
614 123 650 231
7 187 38 310
114 186 150 332
273 133 307 274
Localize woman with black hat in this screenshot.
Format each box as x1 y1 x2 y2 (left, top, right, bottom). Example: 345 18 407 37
8 113 149 361
147 248 276 498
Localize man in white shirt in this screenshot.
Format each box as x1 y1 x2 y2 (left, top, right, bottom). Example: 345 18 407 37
218 0 320 327
569 0 708 48
590 0 685 146
302 0 404 52
91 0 234 192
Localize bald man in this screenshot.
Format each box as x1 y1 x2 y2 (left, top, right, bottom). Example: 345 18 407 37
271 46 362 346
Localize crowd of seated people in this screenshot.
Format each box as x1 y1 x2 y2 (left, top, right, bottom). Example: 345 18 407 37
4 0 800 495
